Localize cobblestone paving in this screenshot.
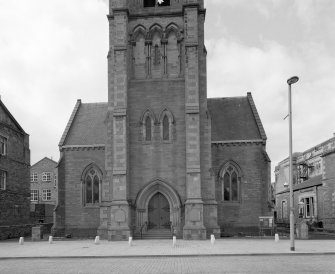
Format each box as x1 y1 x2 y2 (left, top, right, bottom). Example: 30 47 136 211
1 255 335 274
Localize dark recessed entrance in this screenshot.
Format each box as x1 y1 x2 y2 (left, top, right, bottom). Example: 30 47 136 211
148 192 170 230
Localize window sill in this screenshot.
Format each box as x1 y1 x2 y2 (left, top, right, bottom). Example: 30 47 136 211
220 201 241 206
84 204 100 209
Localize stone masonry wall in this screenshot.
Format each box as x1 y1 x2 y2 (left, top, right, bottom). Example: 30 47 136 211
60 148 105 237
0 105 30 239
212 143 270 232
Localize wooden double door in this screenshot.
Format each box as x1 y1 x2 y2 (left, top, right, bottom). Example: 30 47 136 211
148 192 170 230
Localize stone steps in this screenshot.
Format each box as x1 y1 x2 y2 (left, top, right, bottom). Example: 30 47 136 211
134 229 173 240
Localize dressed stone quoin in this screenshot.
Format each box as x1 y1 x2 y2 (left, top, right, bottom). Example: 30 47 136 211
52 0 272 240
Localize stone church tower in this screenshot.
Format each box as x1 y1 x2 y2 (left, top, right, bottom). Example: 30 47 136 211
53 0 271 240
101 0 218 240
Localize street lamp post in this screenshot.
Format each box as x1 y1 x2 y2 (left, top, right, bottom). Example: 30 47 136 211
287 76 299 251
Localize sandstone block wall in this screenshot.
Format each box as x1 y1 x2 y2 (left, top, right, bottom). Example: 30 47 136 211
212 143 271 233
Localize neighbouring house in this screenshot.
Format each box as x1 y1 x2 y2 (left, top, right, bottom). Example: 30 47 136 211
274 134 335 231
30 157 58 223
0 98 30 239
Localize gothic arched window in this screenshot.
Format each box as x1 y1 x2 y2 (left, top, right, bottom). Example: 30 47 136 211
159 109 174 142
162 115 169 141
219 163 241 202
145 116 152 141
141 110 155 143
83 167 101 205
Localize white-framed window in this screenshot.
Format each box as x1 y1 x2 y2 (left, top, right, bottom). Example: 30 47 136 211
0 170 7 190
30 173 38 182
0 135 7 156
42 189 51 201
300 197 315 218
31 190 38 201
42 172 51 182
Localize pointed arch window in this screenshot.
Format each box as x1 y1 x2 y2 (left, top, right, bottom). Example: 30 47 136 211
219 163 241 202
162 115 169 141
159 110 174 142
83 167 101 205
145 116 152 141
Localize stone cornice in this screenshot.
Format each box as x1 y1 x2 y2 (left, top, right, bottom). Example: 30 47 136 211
60 144 105 152
211 139 265 146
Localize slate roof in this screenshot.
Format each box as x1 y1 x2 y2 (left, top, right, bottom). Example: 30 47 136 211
31 157 58 168
208 93 267 142
59 100 108 146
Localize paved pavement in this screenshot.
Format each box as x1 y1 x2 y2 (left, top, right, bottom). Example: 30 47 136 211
0 237 335 259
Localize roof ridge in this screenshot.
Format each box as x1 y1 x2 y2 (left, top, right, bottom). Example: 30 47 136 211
58 99 82 147
31 156 58 167
0 98 26 134
247 92 267 141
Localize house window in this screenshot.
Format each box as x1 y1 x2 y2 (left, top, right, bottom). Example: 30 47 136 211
0 135 7 156
219 164 240 202
42 189 51 201
162 115 169 141
42 172 51 182
281 200 288 220
54 174 57 187
31 190 39 201
0 170 7 190
301 197 315 218
84 168 101 205
145 116 152 141
30 173 38 182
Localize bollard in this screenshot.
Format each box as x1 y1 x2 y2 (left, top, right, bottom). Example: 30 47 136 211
128 236 133 247
48 236 53 244
210 234 215 246
172 236 176 247
275 233 279 242
19 237 24 245
94 236 100 245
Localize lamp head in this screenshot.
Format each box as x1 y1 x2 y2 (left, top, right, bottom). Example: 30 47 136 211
283 181 289 188
287 76 299 85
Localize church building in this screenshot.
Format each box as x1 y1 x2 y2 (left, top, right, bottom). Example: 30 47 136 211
52 0 271 240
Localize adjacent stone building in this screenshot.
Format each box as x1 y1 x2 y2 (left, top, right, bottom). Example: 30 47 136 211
274 134 335 231
30 157 58 223
53 0 271 240
0 98 30 239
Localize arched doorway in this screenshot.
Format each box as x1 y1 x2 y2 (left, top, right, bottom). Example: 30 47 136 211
148 192 170 230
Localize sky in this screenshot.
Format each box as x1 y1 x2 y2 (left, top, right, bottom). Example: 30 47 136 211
0 0 334 180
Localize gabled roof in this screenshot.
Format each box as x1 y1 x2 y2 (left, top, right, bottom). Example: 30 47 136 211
59 100 108 147
208 93 267 142
0 98 26 134
31 157 58 168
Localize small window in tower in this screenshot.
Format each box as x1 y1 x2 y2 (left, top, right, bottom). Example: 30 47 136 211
163 115 169 141
144 0 155 7
154 44 160 65
158 0 170 6
145 116 152 141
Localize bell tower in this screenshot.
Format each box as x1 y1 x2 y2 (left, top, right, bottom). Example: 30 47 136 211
100 0 219 240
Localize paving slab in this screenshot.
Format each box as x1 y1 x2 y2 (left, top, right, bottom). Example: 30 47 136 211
0 238 335 259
